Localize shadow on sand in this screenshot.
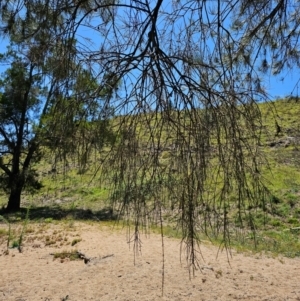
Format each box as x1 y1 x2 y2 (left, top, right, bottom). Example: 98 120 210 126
0 205 117 223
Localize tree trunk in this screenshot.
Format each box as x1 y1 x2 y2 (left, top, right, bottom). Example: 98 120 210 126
6 181 23 212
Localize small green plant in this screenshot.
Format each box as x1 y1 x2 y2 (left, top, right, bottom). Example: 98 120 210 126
69 201 77 210
11 240 19 248
269 218 284 228
287 217 299 225
18 208 30 252
71 238 82 246
0 215 11 253
274 203 290 217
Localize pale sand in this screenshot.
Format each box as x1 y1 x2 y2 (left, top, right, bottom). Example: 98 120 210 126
0 222 299 301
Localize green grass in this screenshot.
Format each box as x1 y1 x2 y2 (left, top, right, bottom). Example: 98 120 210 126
231 229 300 258
149 221 300 258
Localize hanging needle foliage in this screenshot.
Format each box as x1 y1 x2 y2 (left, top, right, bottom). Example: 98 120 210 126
1 0 300 276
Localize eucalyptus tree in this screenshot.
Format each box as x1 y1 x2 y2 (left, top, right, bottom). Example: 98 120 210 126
1 0 300 272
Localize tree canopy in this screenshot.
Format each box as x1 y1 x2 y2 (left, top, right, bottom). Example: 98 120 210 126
0 27 116 211
1 0 300 271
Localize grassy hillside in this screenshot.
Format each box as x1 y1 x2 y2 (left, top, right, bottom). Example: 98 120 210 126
1 98 300 257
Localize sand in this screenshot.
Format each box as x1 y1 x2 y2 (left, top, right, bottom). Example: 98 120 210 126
0 222 299 301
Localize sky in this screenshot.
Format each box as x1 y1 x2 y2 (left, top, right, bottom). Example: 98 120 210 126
265 69 300 99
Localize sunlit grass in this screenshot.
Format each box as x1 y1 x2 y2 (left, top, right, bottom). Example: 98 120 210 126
0 98 300 257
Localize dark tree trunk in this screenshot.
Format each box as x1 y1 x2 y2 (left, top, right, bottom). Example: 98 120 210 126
4 142 37 212
6 178 23 212
6 189 22 212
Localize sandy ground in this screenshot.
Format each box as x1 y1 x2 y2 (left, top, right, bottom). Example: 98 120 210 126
0 222 299 301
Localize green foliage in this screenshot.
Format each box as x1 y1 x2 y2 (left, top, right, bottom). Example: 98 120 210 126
0 39 117 210
18 207 30 252
0 214 11 252
0 51 46 209
71 238 81 246
0 208 30 252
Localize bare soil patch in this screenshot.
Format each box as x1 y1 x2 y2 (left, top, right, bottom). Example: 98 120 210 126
0 222 299 301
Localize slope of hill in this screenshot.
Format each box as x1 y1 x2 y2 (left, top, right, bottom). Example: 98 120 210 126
1 98 300 256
